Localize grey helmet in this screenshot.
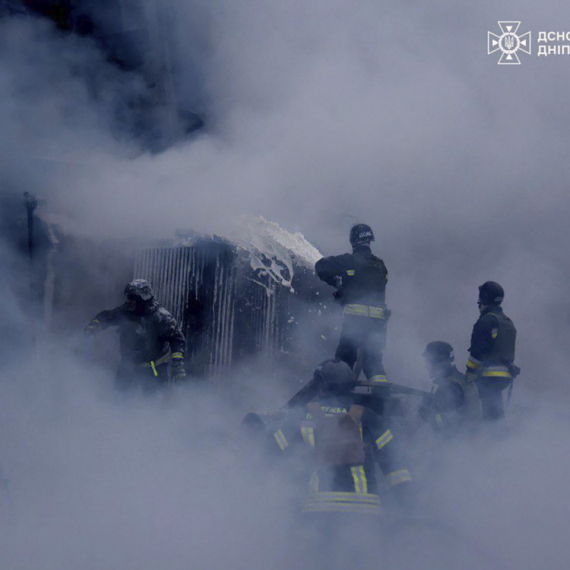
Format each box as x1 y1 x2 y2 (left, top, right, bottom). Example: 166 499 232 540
313 359 356 393
423 341 455 364
124 279 154 302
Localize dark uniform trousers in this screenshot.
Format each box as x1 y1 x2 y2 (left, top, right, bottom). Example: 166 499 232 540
115 359 170 393
476 377 511 421
335 312 388 383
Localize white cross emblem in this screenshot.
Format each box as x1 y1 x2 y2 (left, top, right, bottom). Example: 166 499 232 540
488 21 531 65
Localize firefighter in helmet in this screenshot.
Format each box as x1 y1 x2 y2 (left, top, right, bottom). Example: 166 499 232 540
85 279 186 391
420 341 481 434
315 224 390 384
465 281 518 421
272 360 412 520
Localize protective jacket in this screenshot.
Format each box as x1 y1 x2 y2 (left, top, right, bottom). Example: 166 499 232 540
315 245 387 307
466 306 517 380
427 365 481 432
89 301 185 369
273 394 412 516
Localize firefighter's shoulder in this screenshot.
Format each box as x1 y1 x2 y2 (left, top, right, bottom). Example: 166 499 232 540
155 305 177 322
316 253 353 269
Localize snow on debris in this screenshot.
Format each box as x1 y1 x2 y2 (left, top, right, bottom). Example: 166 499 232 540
227 216 322 291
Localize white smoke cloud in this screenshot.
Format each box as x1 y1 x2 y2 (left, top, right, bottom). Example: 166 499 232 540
1 1 570 568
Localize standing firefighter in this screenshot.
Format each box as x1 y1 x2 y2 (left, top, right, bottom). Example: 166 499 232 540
465 281 518 421
420 341 481 434
85 279 186 391
272 360 412 521
315 224 390 383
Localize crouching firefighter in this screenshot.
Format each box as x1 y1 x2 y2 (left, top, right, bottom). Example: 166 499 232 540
272 360 413 522
420 341 481 435
315 224 390 384
84 279 186 391
465 281 519 421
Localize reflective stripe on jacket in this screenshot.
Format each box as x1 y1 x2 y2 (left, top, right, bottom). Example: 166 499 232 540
343 304 386 319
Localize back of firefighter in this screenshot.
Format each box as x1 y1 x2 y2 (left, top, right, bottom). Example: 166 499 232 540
272 360 412 524
315 224 390 384
465 281 518 421
85 279 186 391
420 341 481 435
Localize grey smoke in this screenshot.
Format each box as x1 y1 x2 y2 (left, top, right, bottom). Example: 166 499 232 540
1 1 570 568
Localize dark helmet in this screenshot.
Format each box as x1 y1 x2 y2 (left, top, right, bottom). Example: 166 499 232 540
349 224 375 248
478 281 504 306
423 341 455 364
313 359 356 393
124 279 154 302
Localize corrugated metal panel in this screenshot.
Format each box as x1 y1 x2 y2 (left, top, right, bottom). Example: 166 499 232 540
133 242 240 379
135 246 187 326
130 239 333 381
131 239 335 382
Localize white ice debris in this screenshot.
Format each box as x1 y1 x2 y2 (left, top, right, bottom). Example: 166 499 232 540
227 216 322 291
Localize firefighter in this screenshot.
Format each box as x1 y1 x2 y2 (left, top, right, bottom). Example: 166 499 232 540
420 341 481 434
272 360 412 521
315 224 390 384
465 281 518 421
84 279 186 391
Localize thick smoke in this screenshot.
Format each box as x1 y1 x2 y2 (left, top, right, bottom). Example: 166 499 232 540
1 1 570 569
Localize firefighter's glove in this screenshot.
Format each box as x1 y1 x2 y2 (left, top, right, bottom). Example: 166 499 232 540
84 320 101 336
171 357 186 380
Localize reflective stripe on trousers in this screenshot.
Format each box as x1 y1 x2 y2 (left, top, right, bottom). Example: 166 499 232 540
301 426 316 448
369 374 388 383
